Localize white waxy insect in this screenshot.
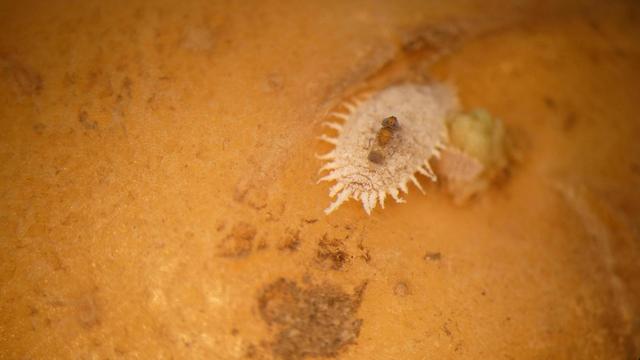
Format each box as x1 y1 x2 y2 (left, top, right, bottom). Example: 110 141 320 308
318 83 459 215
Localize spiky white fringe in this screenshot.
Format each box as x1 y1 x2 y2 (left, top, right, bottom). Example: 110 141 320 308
318 83 459 215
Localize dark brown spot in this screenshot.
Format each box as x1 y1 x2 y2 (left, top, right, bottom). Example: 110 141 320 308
587 19 602 34
367 150 384 164
217 222 257 257
381 116 399 130
256 238 268 251
424 252 442 261
257 278 366 360
543 96 557 110
442 323 452 337
32 122 46 134
9 61 43 96
78 110 98 130
563 112 578 132
279 229 301 252
401 25 460 53
316 235 351 271
121 76 133 97
244 343 258 358
359 248 371 263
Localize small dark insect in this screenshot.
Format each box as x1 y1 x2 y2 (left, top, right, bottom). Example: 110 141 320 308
368 116 400 164
381 115 399 130
368 150 384 164
377 116 400 146
377 128 393 147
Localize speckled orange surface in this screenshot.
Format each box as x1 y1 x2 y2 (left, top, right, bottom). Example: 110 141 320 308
1 1 640 359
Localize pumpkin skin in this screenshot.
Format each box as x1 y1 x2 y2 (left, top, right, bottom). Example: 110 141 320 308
1 1 639 359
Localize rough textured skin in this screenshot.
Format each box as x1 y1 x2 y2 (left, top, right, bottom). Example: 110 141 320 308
319 84 458 214
258 279 366 360
1 1 639 359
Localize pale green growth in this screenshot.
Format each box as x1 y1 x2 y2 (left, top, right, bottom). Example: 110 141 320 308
447 109 508 172
435 109 510 202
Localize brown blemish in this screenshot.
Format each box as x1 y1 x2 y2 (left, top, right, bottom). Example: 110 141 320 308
257 278 367 360
442 323 452 337
121 77 133 99
234 179 268 210
587 18 603 35
0 55 43 96
543 96 557 110
114 346 128 356
393 282 410 297
358 247 371 263
278 229 301 252
216 220 226 232
401 23 461 54
32 122 46 134
316 234 351 271
563 112 578 132
244 343 258 358
78 110 98 130
77 294 101 329
217 222 257 257
264 73 285 93
256 237 268 251
441 318 463 352
424 251 442 261
112 77 133 132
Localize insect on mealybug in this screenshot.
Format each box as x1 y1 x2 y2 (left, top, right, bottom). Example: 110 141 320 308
368 116 400 164
318 83 455 215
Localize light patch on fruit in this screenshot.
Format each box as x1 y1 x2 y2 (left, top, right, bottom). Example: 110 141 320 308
436 109 510 203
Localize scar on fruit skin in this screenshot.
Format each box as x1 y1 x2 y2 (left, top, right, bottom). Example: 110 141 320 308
318 83 510 214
